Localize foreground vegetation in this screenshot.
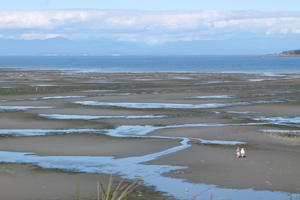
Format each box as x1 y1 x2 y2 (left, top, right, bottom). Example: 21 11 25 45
74 175 172 200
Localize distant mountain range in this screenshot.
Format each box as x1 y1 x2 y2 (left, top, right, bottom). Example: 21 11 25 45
0 37 299 56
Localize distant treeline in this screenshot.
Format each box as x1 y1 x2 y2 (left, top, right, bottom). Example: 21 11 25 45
281 49 300 55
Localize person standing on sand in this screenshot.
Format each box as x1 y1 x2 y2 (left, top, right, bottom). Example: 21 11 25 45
241 148 245 158
236 147 240 158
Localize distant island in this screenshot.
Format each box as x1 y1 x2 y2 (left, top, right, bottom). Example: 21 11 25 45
245 56 265 58
276 49 300 57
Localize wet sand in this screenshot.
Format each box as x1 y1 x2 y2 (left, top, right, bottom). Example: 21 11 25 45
0 69 300 199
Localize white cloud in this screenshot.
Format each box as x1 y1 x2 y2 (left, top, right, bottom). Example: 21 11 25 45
293 29 300 34
0 10 300 43
279 29 288 34
116 33 138 42
21 33 66 40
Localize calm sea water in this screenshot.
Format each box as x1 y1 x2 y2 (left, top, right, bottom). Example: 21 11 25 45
0 55 299 73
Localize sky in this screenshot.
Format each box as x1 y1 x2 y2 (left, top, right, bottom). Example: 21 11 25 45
0 0 300 44
2 0 300 11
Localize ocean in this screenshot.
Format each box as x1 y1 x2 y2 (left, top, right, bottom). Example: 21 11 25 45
0 55 299 73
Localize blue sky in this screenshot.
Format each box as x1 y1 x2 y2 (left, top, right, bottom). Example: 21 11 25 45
2 0 300 11
0 0 300 44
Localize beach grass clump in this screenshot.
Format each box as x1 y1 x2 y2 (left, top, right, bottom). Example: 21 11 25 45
74 174 172 200
97 175 140 200
74 175 141 200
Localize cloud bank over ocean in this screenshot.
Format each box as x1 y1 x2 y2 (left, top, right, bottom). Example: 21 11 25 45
1 10 300 44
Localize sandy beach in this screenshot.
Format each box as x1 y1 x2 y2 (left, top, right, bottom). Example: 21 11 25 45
0 69 299 200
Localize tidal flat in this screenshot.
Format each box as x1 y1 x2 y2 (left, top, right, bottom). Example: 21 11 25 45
0 69 300 200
